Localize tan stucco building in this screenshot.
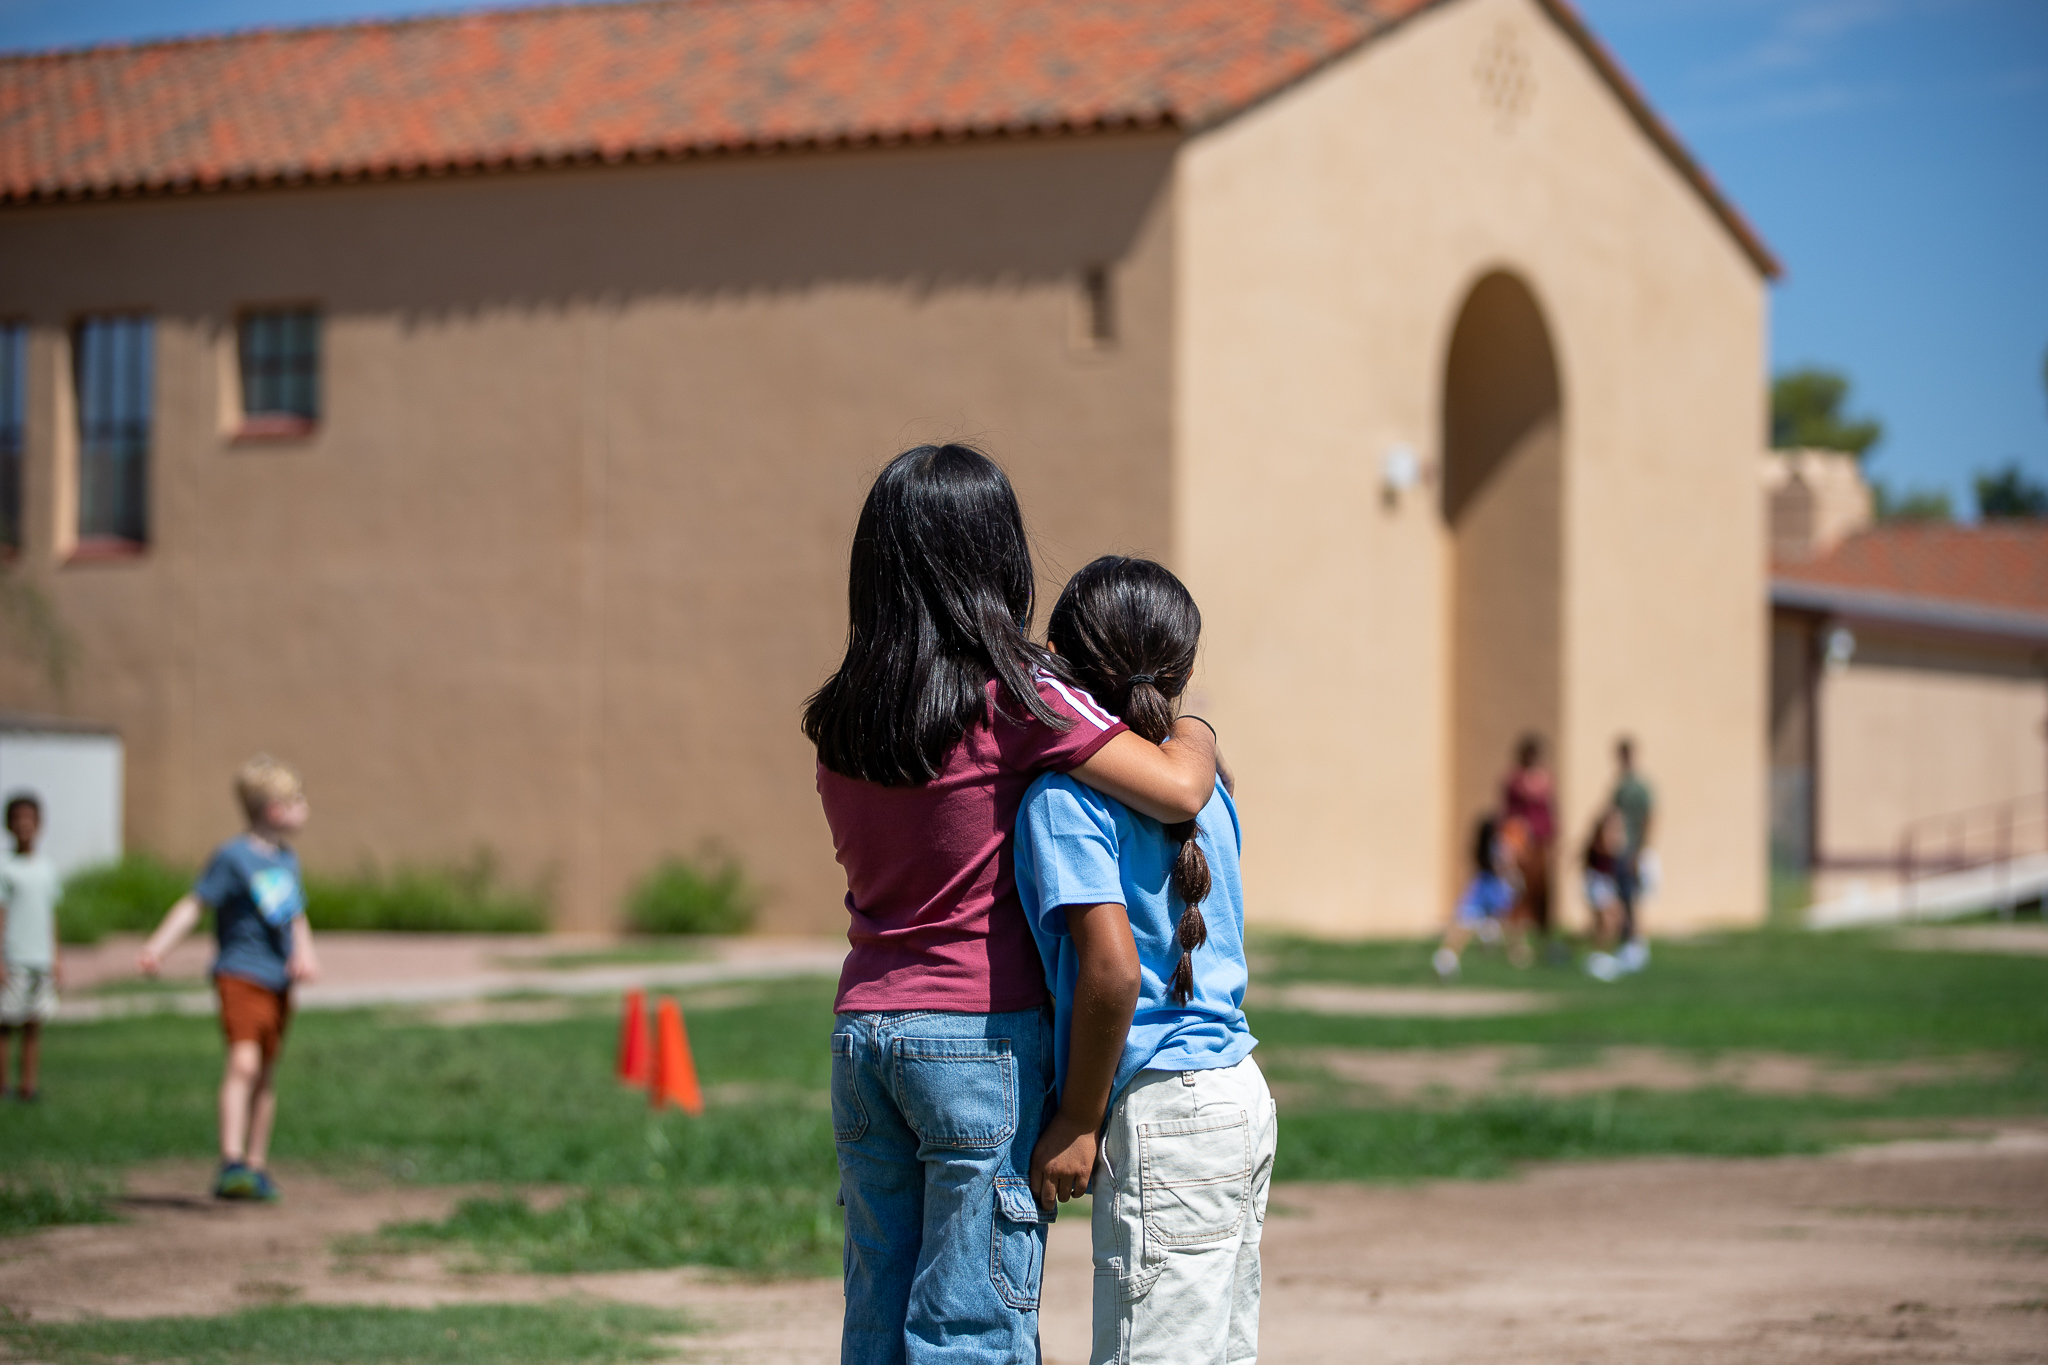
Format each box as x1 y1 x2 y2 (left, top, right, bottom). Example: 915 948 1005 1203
1767 454 2048 911
0 0 1776 935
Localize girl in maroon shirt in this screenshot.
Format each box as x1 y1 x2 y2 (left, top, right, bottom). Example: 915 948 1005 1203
805 444 1216 1365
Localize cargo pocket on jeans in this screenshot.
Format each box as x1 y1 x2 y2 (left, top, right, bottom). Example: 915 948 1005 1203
1139 1109 1252 1253
829 1032 867 1142
990 1174 1047 1310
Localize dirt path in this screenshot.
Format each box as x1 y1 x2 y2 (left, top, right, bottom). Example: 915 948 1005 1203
3 1133 2044 1363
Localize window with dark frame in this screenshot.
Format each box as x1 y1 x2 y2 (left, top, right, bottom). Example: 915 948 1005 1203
75 314 153 546
237 308 320 433
0 323 25 550
1081 265 1116 348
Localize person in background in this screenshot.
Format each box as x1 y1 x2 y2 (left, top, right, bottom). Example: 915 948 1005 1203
1434 814 1530 978
1611 736 1656 974
1502 734 1557 951
0 793 61 1101
138 756 320 1202
1581 807 1629 982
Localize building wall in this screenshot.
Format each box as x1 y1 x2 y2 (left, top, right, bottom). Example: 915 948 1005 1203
1173 0 1769 934
1817 630 2048 863
0 134 1179 929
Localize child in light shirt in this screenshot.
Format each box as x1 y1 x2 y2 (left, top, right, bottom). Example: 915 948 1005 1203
0 793 62 1101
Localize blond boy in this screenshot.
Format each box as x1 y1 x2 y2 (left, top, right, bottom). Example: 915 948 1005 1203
139 756 319 1201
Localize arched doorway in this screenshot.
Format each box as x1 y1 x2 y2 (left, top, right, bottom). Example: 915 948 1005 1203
1441 270 1564 883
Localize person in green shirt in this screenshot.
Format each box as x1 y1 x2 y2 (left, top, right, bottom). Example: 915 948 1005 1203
1611 737 1655 973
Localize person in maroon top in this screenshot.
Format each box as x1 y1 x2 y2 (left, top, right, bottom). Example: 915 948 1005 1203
805 444 1216 1365
1502 733 1557 941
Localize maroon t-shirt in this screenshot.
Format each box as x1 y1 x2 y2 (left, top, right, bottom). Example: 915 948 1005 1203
821 672 1126 1013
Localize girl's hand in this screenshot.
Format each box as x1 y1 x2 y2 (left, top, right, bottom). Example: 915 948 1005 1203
136 947 162 978
288 948 320 984
1030 1112 1098 1209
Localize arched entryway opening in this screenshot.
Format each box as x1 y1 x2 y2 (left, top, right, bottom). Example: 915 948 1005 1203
1441 270 1564 894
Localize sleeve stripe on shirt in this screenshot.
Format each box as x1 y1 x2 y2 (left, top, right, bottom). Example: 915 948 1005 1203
1037 670 1118 731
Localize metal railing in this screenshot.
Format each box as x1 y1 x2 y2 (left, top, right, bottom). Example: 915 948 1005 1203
1897 792 2048 920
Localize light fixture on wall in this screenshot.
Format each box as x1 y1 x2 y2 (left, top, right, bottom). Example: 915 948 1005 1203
1381 443 1422 510
1824 625 1857 670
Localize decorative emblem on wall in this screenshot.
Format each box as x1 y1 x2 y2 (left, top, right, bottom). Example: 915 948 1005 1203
1474 24 1535 133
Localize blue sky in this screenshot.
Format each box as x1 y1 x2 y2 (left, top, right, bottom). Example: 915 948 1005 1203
4 0 2043 512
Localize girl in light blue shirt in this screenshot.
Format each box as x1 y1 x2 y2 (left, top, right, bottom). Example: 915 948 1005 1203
1014 555 1274 1365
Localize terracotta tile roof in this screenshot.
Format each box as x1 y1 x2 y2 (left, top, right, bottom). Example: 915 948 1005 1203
1775 521 2048 620
0 0 1778 275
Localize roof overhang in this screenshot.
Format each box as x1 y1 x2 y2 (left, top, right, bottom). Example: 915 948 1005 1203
1772 580 2048 647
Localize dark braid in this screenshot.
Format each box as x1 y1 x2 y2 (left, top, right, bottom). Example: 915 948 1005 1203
1048 557 1211 1006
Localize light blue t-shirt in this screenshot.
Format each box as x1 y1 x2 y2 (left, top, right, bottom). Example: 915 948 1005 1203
194 835 305 992
1015 775 1256 1106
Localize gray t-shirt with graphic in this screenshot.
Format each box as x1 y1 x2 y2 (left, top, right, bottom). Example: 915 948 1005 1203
195 835 304 991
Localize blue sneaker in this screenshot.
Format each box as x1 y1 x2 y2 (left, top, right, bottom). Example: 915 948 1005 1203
214 1161 261 1200
250 1169 281 1202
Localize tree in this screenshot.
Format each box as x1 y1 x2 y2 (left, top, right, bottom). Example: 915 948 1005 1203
1873 482 1953 522
1770 366 1883 456
1975 462 2048 520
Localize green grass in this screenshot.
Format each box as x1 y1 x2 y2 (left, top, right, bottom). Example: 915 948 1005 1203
0 1302 692 1365
4 978 841 1270
1252 927 2048 1056
1252 927 2048 1182
8 930 2044 1273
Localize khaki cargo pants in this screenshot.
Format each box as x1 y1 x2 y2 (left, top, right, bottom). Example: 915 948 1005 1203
1091 1056 1277 1365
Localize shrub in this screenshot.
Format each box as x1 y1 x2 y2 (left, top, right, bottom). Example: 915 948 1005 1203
59 854 193 945
57 849 548 941
305 851 548 933
623 849 757 935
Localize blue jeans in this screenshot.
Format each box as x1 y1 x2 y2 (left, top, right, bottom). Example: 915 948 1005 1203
832 1007 1055 1365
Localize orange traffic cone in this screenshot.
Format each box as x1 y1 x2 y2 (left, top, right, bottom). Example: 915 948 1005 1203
617 989 651 1087
650 997 704 1116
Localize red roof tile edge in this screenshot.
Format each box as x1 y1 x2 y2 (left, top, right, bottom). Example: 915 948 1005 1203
0 0 1779 281
6 112 1181 206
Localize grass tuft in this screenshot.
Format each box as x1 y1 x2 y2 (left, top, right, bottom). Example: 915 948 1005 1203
0 1301 692 1365
0 1165 119 1235
380 1184 841 1276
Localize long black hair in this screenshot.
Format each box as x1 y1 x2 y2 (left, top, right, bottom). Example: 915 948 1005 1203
1047 556 1210 1006
803 443 1068 786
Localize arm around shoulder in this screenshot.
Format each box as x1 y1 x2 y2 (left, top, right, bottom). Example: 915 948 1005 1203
1068 719 1217 824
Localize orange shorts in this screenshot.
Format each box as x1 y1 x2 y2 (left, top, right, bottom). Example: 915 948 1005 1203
216 974 292 1063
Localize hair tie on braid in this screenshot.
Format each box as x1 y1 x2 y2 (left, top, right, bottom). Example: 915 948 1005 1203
1127 673 1157 687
